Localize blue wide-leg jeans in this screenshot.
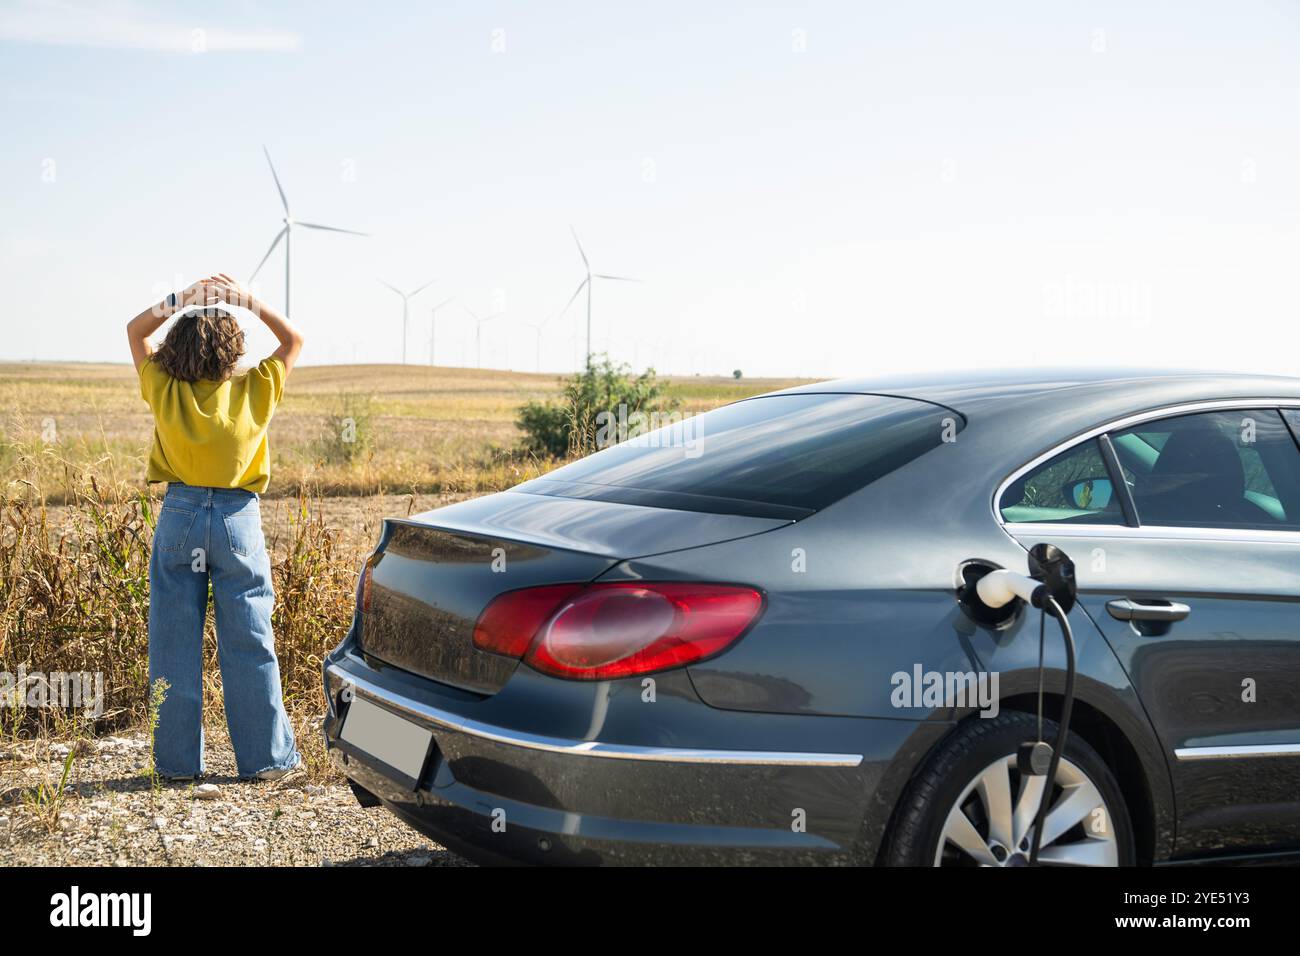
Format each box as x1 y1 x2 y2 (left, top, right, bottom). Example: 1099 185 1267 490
147 484 299 778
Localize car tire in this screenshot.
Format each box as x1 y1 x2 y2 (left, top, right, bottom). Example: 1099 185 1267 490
884 710 1135 866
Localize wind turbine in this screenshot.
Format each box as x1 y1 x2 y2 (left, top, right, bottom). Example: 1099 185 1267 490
463 305 504 369
520 319 546 373
561 227 641 367
427 297 454 366
519 306 564 373
249 145 368 318
378 278 437 364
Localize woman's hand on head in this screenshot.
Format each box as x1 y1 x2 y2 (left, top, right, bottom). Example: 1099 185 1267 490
208 273 255 311
179 279 222 309
175 275 253 311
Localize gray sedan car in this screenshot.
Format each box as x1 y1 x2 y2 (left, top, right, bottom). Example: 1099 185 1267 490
322 368 1300 866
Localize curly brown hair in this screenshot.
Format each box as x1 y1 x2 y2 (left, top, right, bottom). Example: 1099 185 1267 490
152 308 246 383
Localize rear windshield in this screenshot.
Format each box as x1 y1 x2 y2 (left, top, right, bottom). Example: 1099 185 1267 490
516 393 963 518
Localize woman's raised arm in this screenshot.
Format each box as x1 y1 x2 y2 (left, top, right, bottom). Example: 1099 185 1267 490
211 273 304 375
126 279 219 373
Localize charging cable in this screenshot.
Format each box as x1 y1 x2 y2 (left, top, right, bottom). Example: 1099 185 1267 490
975 566 1077 866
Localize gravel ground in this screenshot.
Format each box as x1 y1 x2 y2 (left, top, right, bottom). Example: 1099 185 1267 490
0 732 473 867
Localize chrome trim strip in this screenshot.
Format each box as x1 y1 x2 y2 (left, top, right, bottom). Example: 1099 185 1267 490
327 663 864 768
993 397 1300 539
1174 743 1300 761
999 522 1300 547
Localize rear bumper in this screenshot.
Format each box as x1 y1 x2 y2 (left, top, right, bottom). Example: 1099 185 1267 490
323 643 945 865
330 745 844 866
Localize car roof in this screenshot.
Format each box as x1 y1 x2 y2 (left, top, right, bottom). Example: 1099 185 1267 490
766 367 1300 553
772 366 1300 416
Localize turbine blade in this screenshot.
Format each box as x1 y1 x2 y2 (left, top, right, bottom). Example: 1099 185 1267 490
297 221 369 236
263 145 289 215
569 225 589 270
250 227 287 281
556 278 589 321
594 273 642 282
377 279 404 296
431 297 454 311
408 279 438 299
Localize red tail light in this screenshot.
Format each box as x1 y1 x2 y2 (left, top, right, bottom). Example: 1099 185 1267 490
472 584 585 658
360 560 376 612
473 582 764 680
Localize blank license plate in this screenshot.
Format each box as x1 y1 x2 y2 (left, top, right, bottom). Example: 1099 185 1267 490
340 696 433 782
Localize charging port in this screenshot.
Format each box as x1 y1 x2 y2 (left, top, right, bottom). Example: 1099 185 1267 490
955 560 1021 629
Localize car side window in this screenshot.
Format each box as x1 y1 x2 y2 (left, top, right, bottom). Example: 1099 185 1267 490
1283 408 1300 445
1110 409 1300 531
1001 439 1126 525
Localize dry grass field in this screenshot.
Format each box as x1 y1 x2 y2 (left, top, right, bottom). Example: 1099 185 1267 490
0 361 810 755
0 362 804 502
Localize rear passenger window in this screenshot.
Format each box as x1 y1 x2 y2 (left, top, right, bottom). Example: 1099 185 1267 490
1001 439 1125 525
1110 410 1300 531
523 393 963 518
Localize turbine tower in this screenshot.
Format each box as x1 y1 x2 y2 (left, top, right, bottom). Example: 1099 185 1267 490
562 227 641 367
378 278 437 364
249 146 368 318
427 297 454 366
463 305 503 369
520 306 563 373
520 319 546 373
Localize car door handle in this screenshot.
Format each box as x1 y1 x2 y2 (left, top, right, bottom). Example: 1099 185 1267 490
1106 598 1191 623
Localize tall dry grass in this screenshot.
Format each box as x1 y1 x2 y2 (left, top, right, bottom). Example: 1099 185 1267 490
0 467 363 778
0 363 814 777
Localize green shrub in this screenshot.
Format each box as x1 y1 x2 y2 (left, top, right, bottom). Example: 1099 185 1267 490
516 355 678 459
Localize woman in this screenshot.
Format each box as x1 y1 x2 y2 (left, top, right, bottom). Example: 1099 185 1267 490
126 274 303 782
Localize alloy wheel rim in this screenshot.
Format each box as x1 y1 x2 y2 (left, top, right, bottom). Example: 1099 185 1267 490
933 753 1119 866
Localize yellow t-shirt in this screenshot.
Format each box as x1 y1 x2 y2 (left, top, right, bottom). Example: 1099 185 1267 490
140 356 286 493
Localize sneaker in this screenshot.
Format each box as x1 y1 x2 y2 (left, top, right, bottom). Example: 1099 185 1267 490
159 772 201 783
253 761 305 785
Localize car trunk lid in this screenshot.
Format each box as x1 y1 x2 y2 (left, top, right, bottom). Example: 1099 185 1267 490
356 491 791 694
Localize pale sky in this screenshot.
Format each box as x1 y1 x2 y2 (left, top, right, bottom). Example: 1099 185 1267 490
2 0 1298 378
